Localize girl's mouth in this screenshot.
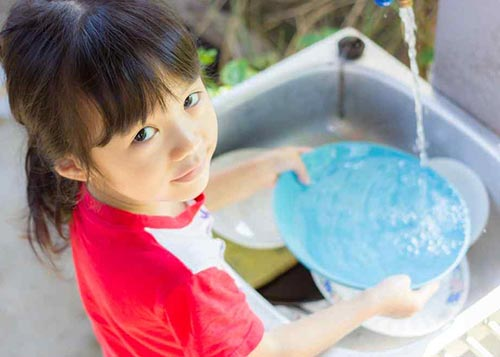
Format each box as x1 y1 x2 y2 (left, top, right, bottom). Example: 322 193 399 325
171 159 206 183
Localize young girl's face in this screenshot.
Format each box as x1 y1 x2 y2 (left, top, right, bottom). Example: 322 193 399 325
87 76 217 206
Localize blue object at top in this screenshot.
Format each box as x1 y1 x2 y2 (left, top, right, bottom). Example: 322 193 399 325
273 142 470 289
374 0 393 6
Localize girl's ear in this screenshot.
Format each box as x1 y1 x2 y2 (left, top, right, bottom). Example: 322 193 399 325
54 156 88 182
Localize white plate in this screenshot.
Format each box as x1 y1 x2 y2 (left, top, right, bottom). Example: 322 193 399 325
210 148 285 249
311 258 470 337
428 158 489 246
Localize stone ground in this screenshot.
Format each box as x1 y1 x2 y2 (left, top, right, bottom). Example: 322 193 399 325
0 90 101 355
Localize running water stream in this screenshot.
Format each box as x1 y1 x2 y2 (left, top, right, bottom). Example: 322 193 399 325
399 6 428 165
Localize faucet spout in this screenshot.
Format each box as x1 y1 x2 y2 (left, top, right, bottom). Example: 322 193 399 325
398 0 413 7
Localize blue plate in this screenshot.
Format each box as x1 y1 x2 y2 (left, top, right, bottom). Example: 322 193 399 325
274 142 470 289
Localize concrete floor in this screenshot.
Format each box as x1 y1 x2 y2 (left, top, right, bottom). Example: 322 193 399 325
0 99 100 356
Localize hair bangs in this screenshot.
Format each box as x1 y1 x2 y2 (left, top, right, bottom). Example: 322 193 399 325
68 0 201 147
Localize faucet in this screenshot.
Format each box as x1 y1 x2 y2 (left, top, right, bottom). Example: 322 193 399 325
374 0 413 7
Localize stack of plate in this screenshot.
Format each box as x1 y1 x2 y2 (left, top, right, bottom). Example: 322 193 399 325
273 142 489 337
311 259 470 337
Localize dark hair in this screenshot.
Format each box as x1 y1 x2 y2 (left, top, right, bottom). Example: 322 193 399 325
0 0 200 267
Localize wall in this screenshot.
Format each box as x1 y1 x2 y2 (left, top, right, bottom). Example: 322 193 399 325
432 0 500 135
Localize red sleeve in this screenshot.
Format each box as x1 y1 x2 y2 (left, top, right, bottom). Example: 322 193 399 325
156 267 264 357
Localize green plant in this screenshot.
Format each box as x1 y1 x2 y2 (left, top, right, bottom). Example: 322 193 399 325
296 26 339 50
199 47 280 97
198 47 218 67
197 0 438 98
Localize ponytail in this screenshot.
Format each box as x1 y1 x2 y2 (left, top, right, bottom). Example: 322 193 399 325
25 144 79 268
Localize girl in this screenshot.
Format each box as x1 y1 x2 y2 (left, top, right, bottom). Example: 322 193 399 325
0 1 438 356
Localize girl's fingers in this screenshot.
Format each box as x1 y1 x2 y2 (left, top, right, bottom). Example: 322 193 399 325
414 281 440 306
296 146 313 154
281 147 312 185
293 155 311 185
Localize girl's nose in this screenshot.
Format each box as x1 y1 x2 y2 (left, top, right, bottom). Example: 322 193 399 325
168 121 201 162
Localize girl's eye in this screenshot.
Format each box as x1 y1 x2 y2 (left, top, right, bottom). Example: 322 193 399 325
133 126 157 143
184 92 201 109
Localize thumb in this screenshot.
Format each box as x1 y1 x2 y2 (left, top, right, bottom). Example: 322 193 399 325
293 157 311 185
414 281 440 306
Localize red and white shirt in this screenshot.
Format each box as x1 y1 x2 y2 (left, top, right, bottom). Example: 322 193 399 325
70 184 265 357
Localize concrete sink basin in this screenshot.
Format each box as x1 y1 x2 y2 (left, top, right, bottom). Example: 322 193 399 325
212 28 500 355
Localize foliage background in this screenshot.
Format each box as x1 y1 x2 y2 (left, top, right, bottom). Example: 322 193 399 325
0 0 439 97
184 0 438 96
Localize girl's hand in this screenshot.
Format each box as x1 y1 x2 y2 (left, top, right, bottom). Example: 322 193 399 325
255 146 313 188
366 275 440 318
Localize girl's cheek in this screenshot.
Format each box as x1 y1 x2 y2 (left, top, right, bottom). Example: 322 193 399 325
200 102 218 137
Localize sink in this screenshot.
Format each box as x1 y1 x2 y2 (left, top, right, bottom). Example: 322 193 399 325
212 28 500 355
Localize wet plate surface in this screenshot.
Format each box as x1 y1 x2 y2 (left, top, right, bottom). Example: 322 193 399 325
274 142 470 289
